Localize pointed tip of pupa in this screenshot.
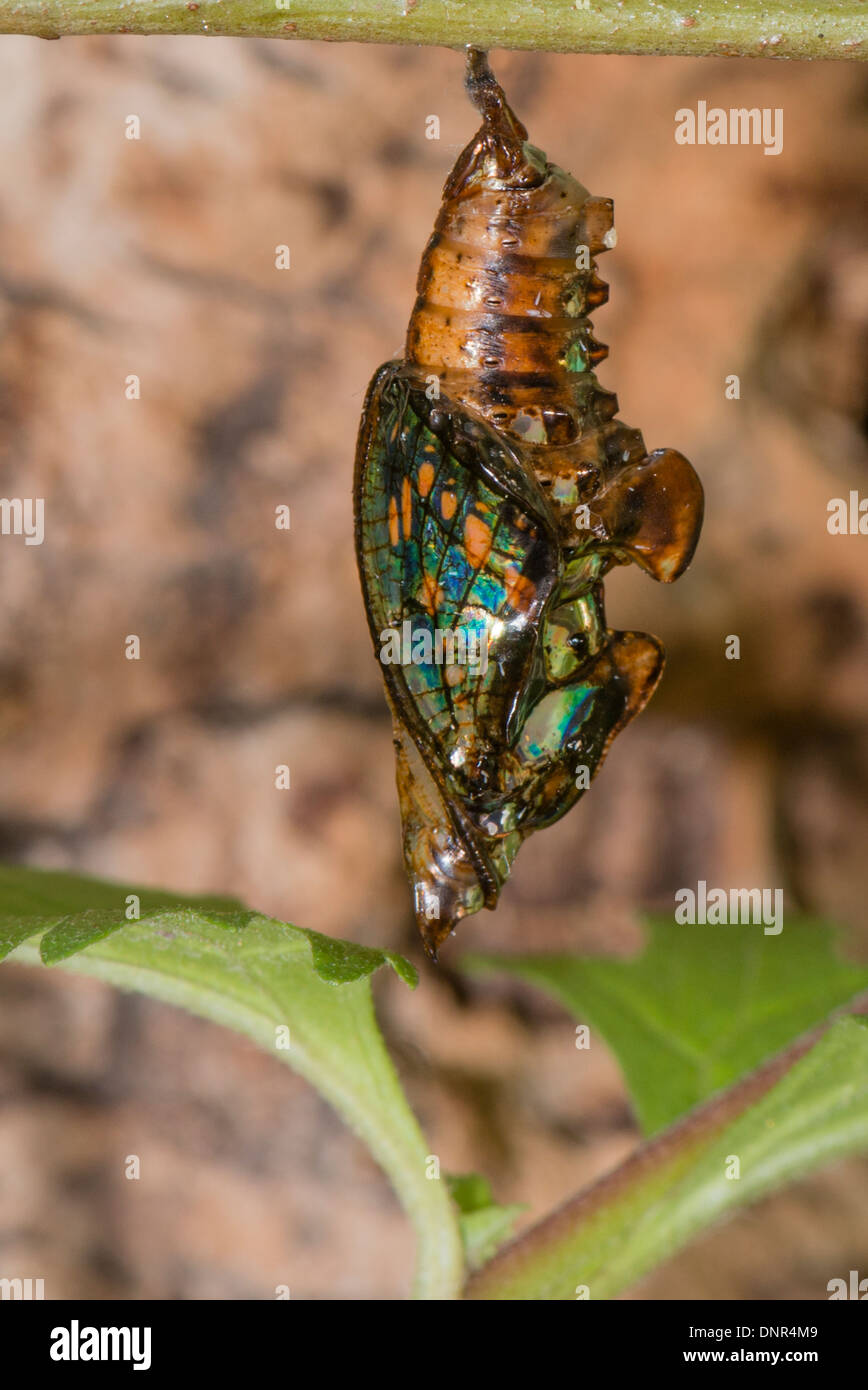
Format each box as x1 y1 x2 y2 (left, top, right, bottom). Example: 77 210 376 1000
419 913 455 963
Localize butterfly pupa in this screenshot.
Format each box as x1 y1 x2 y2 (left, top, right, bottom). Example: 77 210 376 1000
354 49 703 957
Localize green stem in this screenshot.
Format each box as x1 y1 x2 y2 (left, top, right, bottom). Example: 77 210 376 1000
466 998 868 1299
1 1 865 59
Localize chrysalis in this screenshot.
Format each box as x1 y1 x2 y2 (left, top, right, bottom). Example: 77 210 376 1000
354 49 703 957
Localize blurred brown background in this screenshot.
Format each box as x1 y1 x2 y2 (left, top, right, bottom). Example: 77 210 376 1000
0 36 867 1299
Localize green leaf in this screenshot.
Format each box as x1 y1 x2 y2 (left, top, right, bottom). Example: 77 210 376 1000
466 917 868 1134
0 863 416 983
448 1172 497 1213
0 864 462 1299
467 1012 868 1300
447 1173 525 1273
0 863 242 964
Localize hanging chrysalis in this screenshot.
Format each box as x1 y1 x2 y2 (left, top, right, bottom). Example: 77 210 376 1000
354 49 703 957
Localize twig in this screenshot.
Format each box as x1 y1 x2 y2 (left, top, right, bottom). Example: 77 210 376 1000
1 0 866 61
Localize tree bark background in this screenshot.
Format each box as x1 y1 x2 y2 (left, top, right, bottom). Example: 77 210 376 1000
0 37 867 1298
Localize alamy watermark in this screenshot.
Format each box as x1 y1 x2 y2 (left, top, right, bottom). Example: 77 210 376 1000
0 497 44 545
50 1321 151 1371
0 1276 44 1299
827 491 868 535
828 1271 868 1299
380 619 488 677
675 881 783 935
675 101 783 156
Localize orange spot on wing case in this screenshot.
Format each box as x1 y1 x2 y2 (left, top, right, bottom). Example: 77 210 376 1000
441 490 458 521
464 512 493 568
418 461 436 497
504 564 537 612
402 476 413 540
419 572 444 614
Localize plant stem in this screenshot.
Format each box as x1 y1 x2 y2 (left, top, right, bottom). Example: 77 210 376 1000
466 997 868 1299
0 1 865 60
